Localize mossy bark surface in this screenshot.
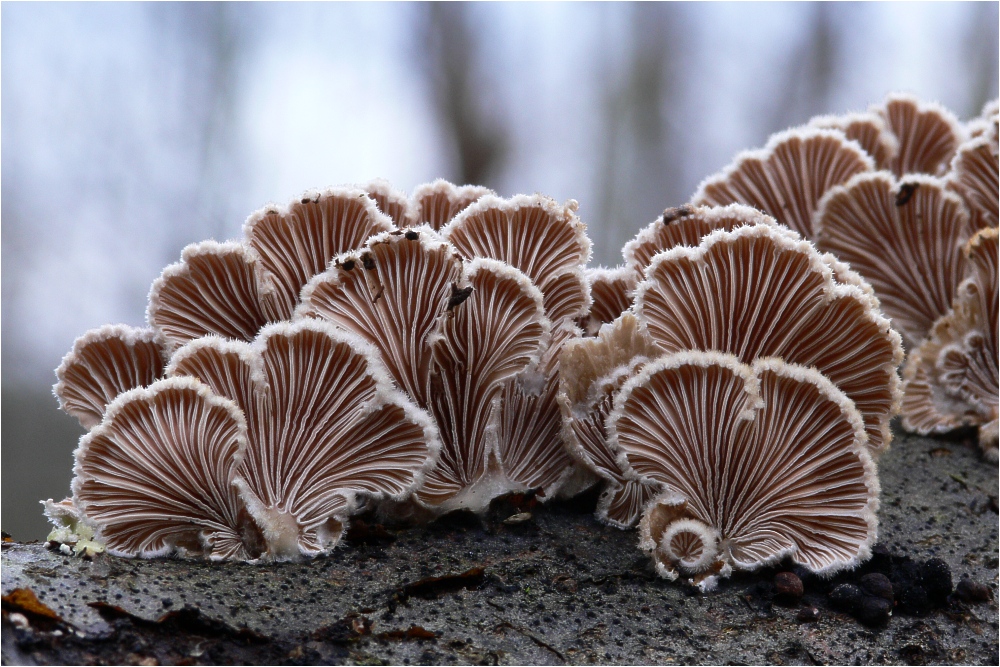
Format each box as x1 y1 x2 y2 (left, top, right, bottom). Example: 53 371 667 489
3 430 997 665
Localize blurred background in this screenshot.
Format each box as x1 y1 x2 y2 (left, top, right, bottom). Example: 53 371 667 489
2 1 998 539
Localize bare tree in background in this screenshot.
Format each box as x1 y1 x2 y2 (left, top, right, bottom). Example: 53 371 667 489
964 0 1000 118
416 2 509 188
595 3 688 266
763 3 839 136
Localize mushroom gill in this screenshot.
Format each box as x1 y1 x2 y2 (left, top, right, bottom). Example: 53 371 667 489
901 228 999 460
875 93 965 177
557 313 661 527
362 178 494 230
612 352 879 586
54 324 168 430
809 111 899 171
299 230 551 513
72 320 439 561
815 172 974 350
635 223 904 455
442 194 594 498
947 114 999 231
149 187 392 351
691 128 875 239
577 266 637 336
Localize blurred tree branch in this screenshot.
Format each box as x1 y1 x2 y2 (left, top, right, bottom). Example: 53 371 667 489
417 2 509 188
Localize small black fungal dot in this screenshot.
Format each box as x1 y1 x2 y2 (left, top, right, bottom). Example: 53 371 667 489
895 182 919 206
405 230 419 240
362 253 376 271
342 260 356 271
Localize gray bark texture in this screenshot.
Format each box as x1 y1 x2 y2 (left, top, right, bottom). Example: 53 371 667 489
2 429 997 665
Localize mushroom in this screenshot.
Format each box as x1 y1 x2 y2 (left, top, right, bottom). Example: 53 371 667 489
72 376 260 560
947 112 999 231
149 186 392 351
901 227 999 460
299 230 551 513
691 128 875 239
54 324 168 430
558 313 661 527
635 223 904 455
362 178 495 230
73 319 440 560
622 203 775 277
875 93 965 177
815 172 975 349
577 266 638 336
809 111 899 171
612 352 879 586
440 194 596 497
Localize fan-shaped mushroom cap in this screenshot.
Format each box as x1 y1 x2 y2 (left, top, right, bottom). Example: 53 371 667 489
692 128 874 239
419 258 551 510
558 313 662 527
72 376 261 561
442 194 592 324
299 231 552 513
947 120 999 231
815 172 975 349
622 204 776 277
362 178 413 229
809 111 899 171
902 228 999 460
165 319 440 558
615 352 879 580
298 230 463 406
54 325 168 429
635 223 904 454
578 266 638 336
875 93 965 177
410 179 495 231
149 188 392 352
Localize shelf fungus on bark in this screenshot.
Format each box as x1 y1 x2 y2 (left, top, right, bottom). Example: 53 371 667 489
808 111 899 172
71 320 440 561
557 313 661 527
148 187 392 351
635 223 904 455
54 324 168 430
441 194 595 498
622 203 775 277
363 178 494 231
576 266 637 337
691 128 875 239
298 229 555 513
901 228 999 461
874 93 966 178
815 172 975 350
611 352 879 590
947 111 999 231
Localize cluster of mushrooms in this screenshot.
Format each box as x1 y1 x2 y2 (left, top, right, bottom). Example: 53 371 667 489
46 93 997 592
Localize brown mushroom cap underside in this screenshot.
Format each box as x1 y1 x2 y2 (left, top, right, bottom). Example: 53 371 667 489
578 266 637 336
72 377 257 561
815 172 974 350
902 228 999 459
418 258 551 511
809 111 899 171
557 313 662 527
691 128 875 239
148 188 392 352
362 179 495 231
54 324 168 430
876 94 965 177
947 126 999 231
614 352 878 579
301 230 556 512
623 204 777 277
442 193 593 324
635 223 903 455
298 231 464 406
165 320 440 557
